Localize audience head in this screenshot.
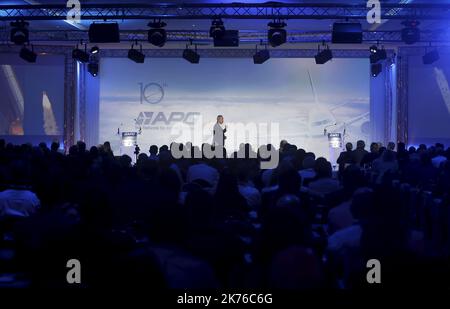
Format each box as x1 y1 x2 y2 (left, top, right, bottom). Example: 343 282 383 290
369 142 379 153
356 140 366 150
382 149 395 162
270 246 323 289
149 145 158 156
103 141 112 152
89 146 99 157
276 194 301 209
420 152 432 166
345 142 353 152
159 145 169 153
50 141 60 152
278 164 301 194
302 156 315 170
76 141 86 153
418 144 427 152
314 157 332 178
387 142 396 151
350 187 374 222
342 165 366 194
279 140 288 152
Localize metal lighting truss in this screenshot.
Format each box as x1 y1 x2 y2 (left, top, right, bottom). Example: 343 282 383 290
0 3 450 21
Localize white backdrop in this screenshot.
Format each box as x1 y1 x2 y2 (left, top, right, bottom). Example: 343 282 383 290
97 57 371 158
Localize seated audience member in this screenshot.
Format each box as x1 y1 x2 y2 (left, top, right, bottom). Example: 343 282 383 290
214 168 249 220
327 188 374 256
405 153 439 187
307 158 340 196
76 140 87 155
261 168 275 188
337 142 354 177
159 145 169 155
0 160 40 217
50 141 60 153
261 164 303 219
432 147 447 168
328 171 366 234
186 160 219 192
279 140 289 154
102 141 114 157
372 149 399 184
361 142 380 167
258 194 312 268
351 140 369 166
143 200 219 289
387 141 396 151
298 156 316 186
136 153 148 166
237 165 261 209
2 136 450 289
0 187 40 217
387 142 397 159
269 246 324 289
149 145 159 160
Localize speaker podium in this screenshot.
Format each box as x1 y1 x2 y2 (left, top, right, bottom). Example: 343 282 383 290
120 131 138 162
328 132 343 170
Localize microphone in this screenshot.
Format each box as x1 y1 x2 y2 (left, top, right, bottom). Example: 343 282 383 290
324 123 338 136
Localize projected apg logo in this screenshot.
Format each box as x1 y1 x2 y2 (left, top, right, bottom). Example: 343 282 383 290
139 82 165 104
135 112 200 128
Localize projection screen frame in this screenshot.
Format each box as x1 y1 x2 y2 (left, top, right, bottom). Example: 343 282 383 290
0 45 398 150
0 45 76 149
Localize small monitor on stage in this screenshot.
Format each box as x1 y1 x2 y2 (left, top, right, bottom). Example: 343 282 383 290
328 133 342 149
121 131 137 147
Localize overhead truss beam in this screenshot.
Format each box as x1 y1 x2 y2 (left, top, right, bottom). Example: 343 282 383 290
16 30 450 44
1 3 450 21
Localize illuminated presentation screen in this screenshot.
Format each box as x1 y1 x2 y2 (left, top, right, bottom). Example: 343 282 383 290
408 52 450 146
0 55 64 139
99 57 370 158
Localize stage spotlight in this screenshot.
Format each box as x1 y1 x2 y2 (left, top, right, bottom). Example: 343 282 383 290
210 19 225 39
315 44 332 64
148 21 167 47
90 46 99 54
423 49 439 65
370 45 387 64
88 61 99 77
268 20 287 47
128 43 145 63
332 22 363 44
19 45 37 63
88 22 120 43
253 48 270 64
371 63 382 77
401 20 420 45
72 45 90 63
10 21 29 45
183 46 200 64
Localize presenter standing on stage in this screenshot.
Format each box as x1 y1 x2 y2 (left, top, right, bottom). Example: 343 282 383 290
213 115 227 147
